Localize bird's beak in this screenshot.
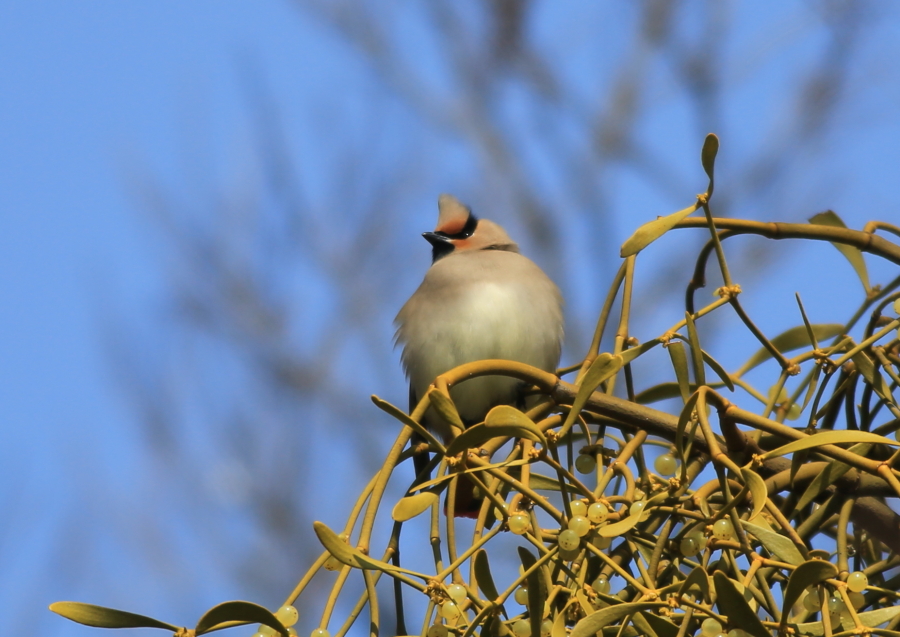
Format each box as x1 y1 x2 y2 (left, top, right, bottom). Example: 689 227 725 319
423 232 454 262
422 232 451 248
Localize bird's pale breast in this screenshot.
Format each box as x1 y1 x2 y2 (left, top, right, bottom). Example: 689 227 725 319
396 250 562 437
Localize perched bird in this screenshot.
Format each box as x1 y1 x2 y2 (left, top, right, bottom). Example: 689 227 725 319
395 194 564 515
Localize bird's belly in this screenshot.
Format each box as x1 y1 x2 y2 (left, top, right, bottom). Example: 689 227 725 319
410 283 557 430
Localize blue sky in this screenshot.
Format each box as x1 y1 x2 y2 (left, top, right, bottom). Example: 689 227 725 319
2 2 900 636
0 1 316 629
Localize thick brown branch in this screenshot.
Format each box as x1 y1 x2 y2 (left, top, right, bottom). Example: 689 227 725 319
675 218 900 266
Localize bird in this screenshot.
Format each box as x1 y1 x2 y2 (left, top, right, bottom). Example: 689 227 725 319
395 194 564 516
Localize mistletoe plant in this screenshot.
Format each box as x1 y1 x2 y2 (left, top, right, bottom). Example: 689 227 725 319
53 135 900 637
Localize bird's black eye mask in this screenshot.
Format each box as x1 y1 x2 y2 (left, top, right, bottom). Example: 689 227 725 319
424 213 479 262
435 213 478 241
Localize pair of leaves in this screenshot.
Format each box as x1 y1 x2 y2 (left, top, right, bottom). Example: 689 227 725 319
50 600 288 636
313 521 426 580
560 353 623 437
445 404 546 456
620 134 718 257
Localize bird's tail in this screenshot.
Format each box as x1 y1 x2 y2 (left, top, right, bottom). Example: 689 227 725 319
445 473 482 519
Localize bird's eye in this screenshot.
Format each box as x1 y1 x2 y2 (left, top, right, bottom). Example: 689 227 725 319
457 213 478 238
437 214 478 240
